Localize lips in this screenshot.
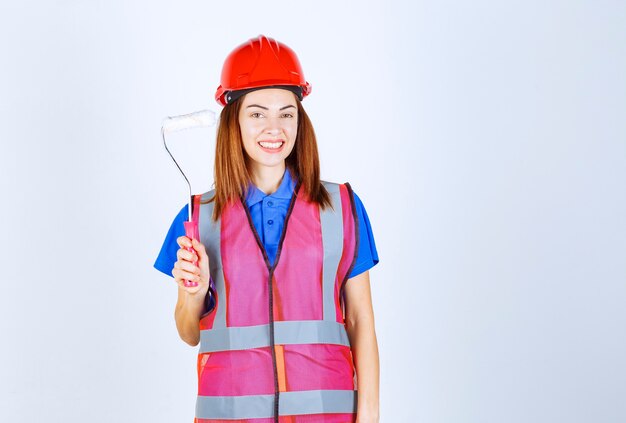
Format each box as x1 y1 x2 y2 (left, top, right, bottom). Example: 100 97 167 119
258 140 285 149
257 140 285 153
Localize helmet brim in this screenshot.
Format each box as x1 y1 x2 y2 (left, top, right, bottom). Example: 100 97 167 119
223 85 304 105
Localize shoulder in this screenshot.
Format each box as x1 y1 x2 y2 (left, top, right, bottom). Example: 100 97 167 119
321 180 340 191
198 189 216 202
196 189 217 214
321 179 358 199
320 180 355 195
321 181 373 227
320 180 362 223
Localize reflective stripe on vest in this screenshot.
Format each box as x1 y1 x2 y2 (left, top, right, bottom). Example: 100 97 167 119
195 181 359 421
196 389 357 419
199 320 351 352
320 182 344 321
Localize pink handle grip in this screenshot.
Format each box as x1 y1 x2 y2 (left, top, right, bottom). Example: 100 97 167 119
183 220 200 287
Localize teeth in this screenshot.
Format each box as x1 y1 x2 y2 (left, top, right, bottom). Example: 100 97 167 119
259 141 283 149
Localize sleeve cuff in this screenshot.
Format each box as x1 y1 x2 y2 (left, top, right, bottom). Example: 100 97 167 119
348 257 379 279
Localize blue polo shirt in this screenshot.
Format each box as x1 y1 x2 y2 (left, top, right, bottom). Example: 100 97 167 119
154 169 379 279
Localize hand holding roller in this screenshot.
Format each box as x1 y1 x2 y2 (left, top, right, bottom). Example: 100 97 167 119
161 109 216 288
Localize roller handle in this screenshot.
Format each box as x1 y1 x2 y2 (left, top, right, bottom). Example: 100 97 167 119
183 220 200 287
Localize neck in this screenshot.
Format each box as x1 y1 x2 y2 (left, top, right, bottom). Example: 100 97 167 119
250 163 287 195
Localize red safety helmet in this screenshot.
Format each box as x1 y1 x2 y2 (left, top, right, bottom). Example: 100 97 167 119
215 35 312 106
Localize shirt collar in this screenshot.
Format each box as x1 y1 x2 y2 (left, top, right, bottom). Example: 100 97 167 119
244 168 297 207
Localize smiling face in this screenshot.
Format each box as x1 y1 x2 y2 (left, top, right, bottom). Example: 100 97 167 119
238 88 298 174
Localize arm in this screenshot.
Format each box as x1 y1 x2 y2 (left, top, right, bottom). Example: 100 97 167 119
174 287 207 346
344 270 380 423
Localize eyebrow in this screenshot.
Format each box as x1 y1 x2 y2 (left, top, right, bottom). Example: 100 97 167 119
246 104 296 110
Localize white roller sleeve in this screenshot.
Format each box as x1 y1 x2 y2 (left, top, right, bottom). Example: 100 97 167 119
162 109 217 133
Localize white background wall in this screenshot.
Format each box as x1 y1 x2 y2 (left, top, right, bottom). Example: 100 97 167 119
1 1 625 422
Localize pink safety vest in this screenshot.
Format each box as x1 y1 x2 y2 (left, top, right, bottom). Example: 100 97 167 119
193 181 359 423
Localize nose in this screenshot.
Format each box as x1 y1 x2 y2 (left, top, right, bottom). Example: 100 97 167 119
264 116 282 136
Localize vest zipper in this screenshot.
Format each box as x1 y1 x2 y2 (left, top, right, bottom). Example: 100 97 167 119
240 182 301 423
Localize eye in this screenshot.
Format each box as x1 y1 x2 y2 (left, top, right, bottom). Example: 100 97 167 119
281 113 295 118
251 112 264 118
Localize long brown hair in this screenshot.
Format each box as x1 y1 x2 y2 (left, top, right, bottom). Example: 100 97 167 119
206 93 332 221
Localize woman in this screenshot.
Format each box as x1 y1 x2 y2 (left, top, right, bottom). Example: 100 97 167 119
154 35 380 423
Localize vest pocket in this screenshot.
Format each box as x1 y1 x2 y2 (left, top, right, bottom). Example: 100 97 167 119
197 348 276 396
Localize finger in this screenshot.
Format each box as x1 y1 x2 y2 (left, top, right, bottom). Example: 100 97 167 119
192 238 208 260
176 248 198 262
176 236 192 248
177 279 202 291
174 259 200 275
173 268 200 284
175 277 198 290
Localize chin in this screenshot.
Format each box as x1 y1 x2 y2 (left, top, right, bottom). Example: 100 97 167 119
264 159 287 168
250 156 286 168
